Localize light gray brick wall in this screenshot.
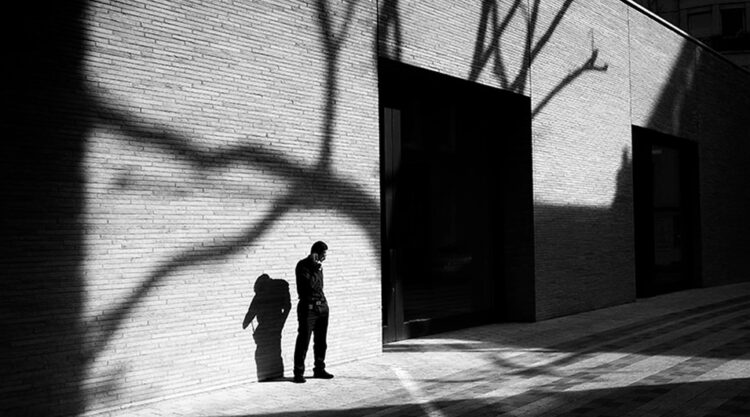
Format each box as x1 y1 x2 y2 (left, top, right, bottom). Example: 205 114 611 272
5 1 380 415
379 0 529 94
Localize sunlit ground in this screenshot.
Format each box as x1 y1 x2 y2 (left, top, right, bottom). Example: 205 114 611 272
93 282 750 417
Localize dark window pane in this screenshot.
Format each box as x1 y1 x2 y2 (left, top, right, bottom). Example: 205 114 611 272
652 145 680 208
721 7 746 36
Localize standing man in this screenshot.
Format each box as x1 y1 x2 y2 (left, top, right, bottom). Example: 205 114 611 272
293 241 334 383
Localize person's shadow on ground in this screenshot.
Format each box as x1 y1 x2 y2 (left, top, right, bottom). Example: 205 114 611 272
243 274 291 381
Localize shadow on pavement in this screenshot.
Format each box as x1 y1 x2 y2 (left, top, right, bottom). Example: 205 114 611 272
210 377 750 416
384 291 750 356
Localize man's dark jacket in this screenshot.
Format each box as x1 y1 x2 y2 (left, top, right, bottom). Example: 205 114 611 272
295 257 327 307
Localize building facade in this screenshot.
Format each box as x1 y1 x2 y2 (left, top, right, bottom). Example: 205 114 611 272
4 0 750 415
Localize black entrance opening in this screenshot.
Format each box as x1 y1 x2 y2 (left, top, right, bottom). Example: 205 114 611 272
380 59 533 342
633 127 701 297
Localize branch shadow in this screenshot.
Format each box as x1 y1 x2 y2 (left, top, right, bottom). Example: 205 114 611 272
5 1 377 415
84 0 381 364
377 0 614 333
469 0 608 111
81 0 614 392
377 0 403 61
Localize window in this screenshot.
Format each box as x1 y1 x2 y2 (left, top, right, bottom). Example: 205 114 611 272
721 6 746 36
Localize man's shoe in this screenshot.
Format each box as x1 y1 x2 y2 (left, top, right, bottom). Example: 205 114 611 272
313 369 334 379
293 375 306 383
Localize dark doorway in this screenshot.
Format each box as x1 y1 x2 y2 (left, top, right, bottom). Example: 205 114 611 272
380 60 533 342
633 127 701 297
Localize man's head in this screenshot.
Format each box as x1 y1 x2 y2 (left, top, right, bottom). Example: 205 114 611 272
310 241 328 264
254 273 271 293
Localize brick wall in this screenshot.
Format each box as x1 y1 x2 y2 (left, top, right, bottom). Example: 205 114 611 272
4 0 380 415
529 0 636 319
378 0 750 321
629 4 750 287
385 0 638 320
379 0 529 95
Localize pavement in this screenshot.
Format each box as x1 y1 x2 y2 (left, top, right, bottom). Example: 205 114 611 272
98 282 750 417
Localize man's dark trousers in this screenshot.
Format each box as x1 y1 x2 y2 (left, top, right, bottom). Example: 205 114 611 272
293 303 328 377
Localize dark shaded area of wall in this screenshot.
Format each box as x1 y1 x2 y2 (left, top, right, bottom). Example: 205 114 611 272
638 34 750 289
1 2 88 415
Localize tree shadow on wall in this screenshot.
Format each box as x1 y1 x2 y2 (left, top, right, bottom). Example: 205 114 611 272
4 0 373 415
468 0 632 319
81 0 380 401
378 0 613 324
469 0 608 113
242 274 291 381
377 0 402 61
80 0 380 372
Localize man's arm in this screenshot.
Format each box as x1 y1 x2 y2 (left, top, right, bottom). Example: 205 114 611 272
296 263 313 301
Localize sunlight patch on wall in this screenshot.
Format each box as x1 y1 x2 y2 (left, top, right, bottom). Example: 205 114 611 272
532 144 632 209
